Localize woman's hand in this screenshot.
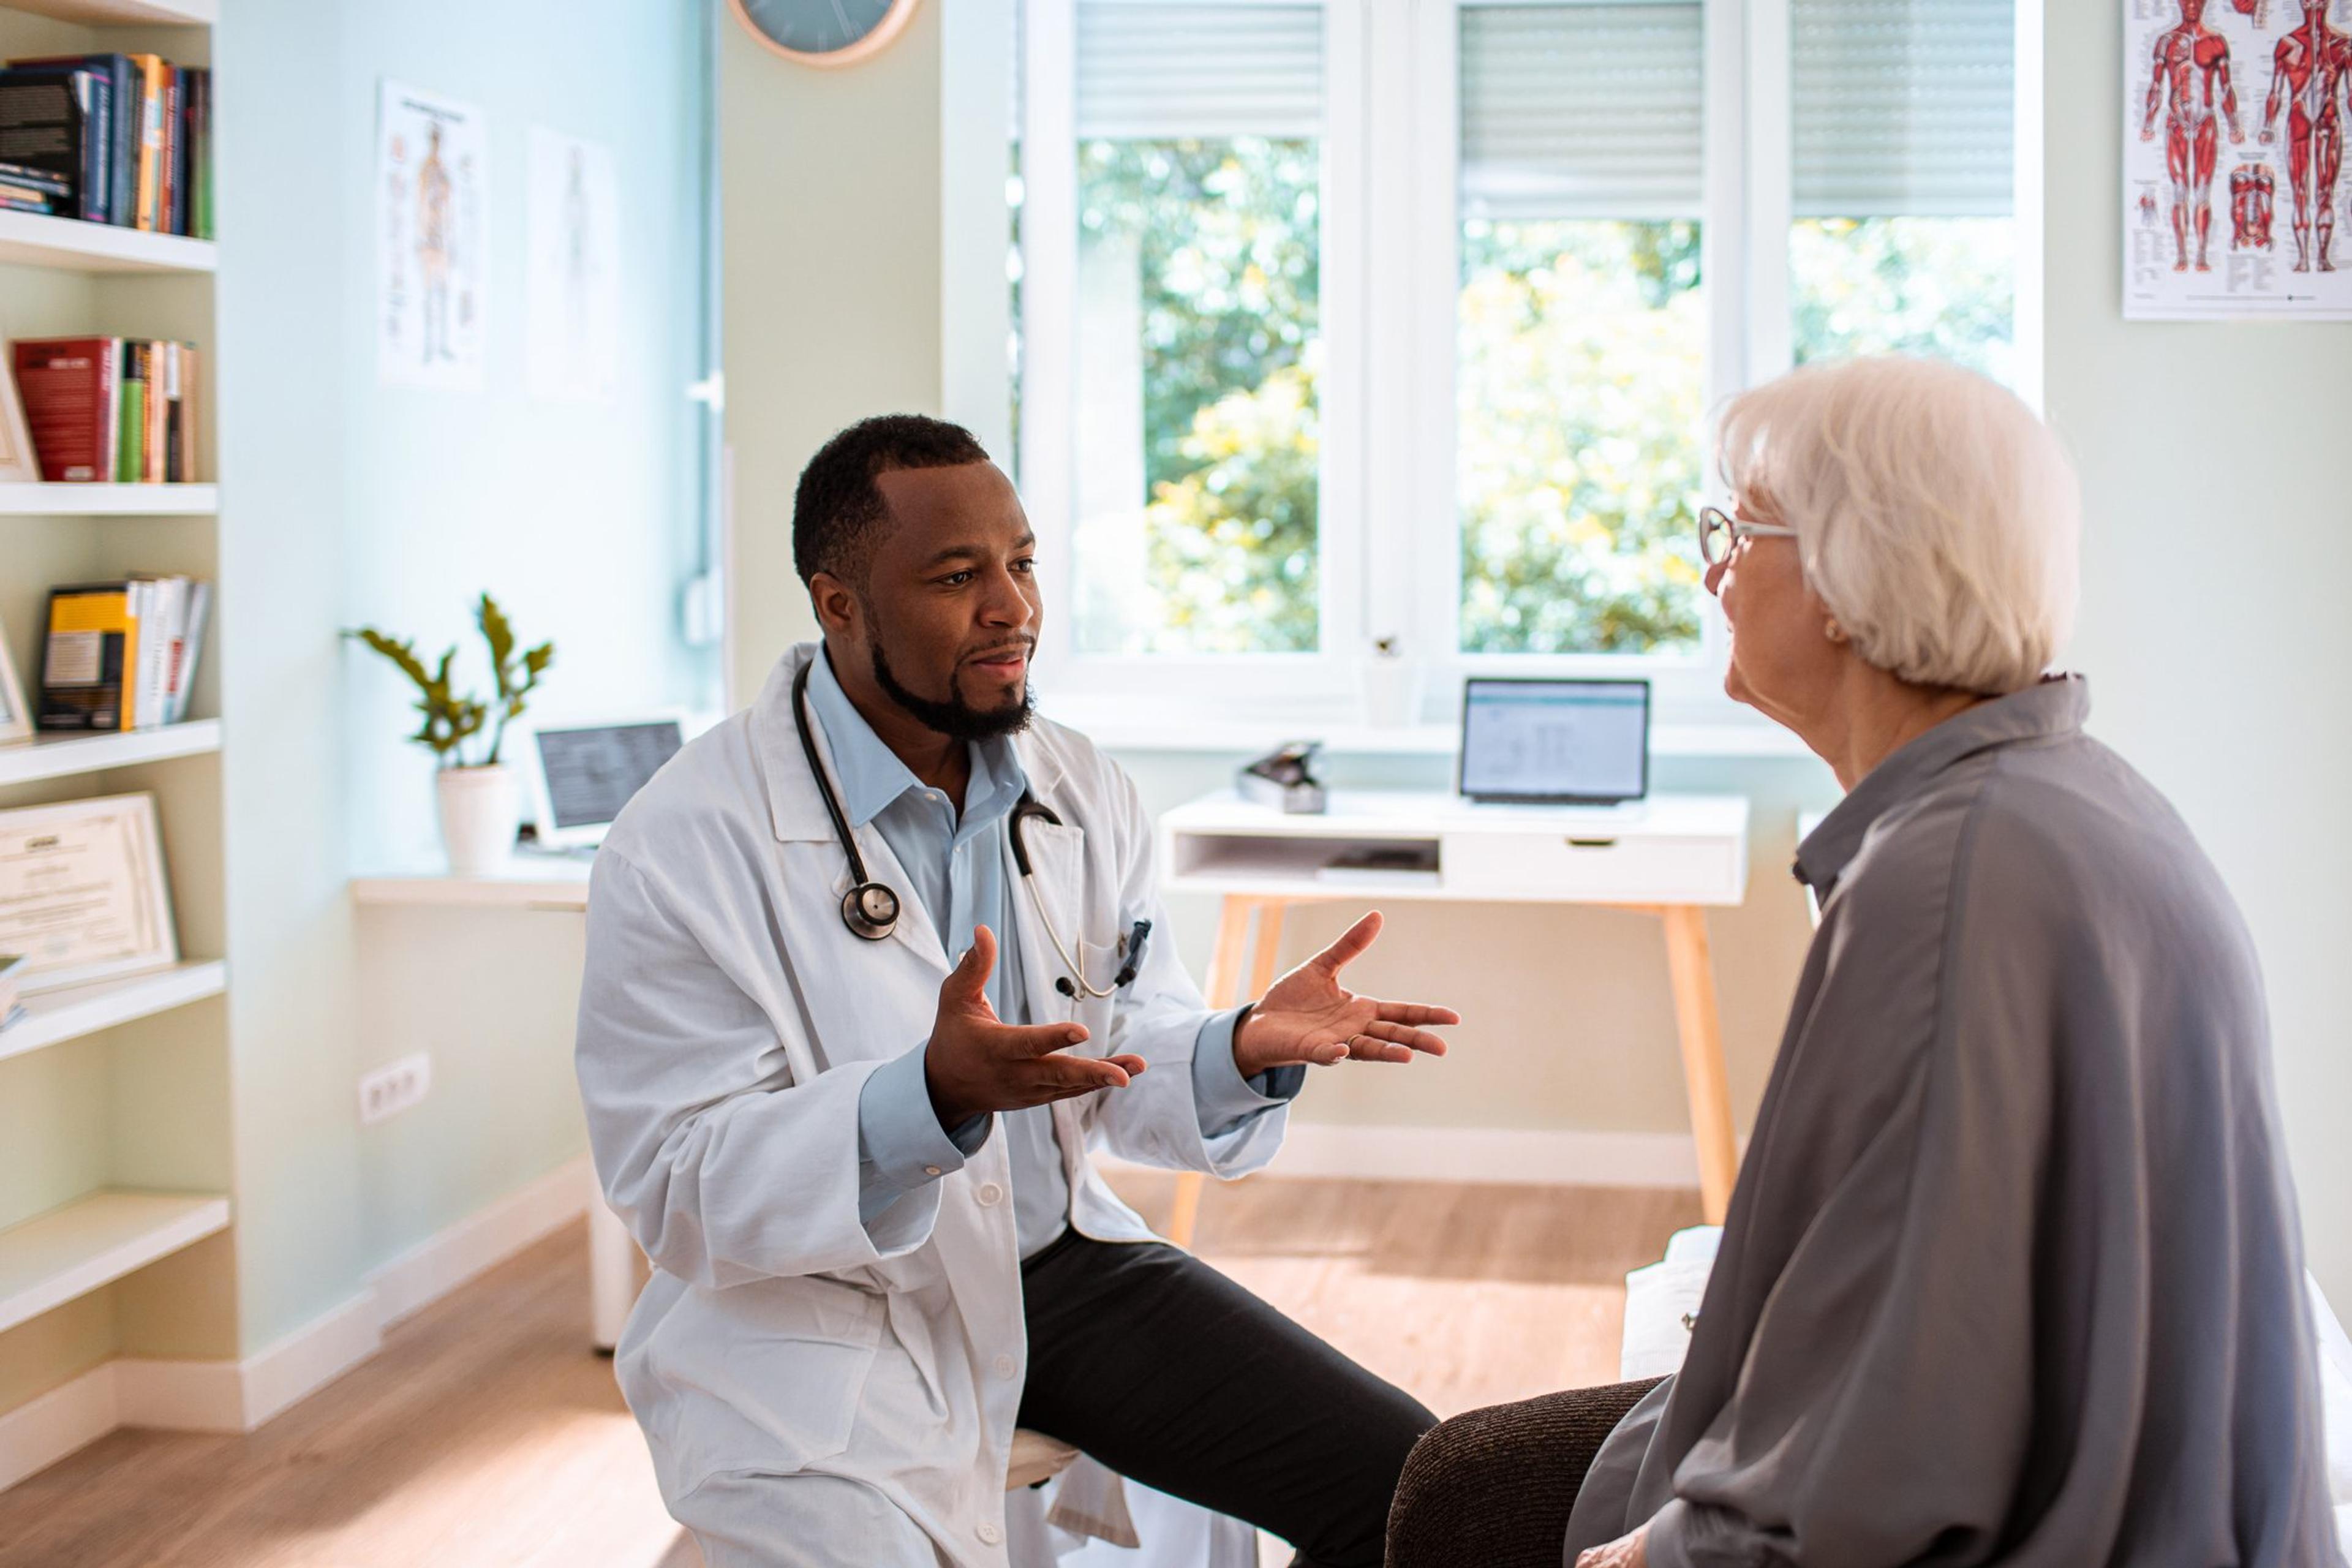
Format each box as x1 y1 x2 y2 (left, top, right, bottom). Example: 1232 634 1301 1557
1575 1525 1648 1568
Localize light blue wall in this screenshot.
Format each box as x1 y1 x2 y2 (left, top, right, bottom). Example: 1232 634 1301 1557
339 0 713 869
207 0 708 1348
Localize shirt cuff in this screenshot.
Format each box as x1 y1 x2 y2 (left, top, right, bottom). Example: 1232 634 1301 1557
856 1041 991 1220
1191 1005 1305 1140
1632 1499 1696 1568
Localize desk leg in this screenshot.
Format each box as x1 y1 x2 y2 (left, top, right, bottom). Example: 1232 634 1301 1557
1659 905 1738 1226
1167 895 1271 1249
587 1169 642 1354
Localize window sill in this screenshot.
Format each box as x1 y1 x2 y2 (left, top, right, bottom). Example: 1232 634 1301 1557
1038 704 1816 761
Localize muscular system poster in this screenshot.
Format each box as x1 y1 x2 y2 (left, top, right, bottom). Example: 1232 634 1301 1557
2124 0 2352 320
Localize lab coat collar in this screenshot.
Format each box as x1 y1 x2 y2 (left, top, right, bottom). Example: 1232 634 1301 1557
753 643 1068 845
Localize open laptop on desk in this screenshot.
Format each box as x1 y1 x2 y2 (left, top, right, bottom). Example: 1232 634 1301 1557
1458 677 1649 807
521 714 688 854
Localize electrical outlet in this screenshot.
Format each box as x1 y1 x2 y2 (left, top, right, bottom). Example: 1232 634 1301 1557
358 1052 432 1126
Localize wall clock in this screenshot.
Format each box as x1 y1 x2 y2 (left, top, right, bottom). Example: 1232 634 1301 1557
726 0 921 68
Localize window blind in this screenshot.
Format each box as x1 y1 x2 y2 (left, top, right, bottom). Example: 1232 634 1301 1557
1075 2 1324 141
1793 0 2013 217
1460 3 1707 222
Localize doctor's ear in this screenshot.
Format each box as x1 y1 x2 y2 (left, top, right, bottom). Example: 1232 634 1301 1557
806 573 865 639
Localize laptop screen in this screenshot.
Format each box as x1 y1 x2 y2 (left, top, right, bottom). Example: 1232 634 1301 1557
535 721 684 831
1458 679 1649 803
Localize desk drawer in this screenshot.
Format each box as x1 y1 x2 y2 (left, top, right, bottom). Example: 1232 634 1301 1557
1439 830 1743 904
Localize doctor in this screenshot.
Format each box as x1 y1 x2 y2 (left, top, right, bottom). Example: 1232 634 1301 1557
576 414 1461 1568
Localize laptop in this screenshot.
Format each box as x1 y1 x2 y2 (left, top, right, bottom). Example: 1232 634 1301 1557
1457 677 1650 805
521 715 687 850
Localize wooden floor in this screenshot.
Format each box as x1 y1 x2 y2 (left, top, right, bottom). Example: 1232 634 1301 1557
0 1175 1698 1568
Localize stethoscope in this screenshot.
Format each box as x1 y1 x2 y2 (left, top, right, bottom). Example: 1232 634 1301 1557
791 663 1152 999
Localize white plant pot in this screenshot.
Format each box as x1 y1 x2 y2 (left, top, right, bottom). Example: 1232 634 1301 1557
436 763 518 876
1359 655 1425 728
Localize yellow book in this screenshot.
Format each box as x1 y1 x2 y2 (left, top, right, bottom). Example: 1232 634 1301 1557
127 55 167 233
39 582 140 732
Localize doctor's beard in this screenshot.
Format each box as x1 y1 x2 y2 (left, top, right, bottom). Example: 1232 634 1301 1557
870 638 1036 744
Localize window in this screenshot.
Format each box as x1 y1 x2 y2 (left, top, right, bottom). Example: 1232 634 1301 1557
1006 0 2035 725
1788 0 2018 382
1458 6 1709 658
1067 4 1324 656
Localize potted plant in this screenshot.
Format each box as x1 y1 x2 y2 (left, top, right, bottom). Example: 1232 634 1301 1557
349 594 554 876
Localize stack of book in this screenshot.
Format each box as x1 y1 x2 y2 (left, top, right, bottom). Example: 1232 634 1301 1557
11 337 201 483
38 577 210 733
0 53 211 237
0 954 24 1035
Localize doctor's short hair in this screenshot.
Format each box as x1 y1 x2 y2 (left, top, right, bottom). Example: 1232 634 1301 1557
793 414 993 586
1714 356 2081 696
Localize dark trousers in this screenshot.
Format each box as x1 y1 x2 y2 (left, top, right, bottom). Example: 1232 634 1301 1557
1018 1231 1436 1568
1384 1378 1667 1568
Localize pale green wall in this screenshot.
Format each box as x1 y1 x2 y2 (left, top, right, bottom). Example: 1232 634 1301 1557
2047 2 2352 1308
721 3 944 704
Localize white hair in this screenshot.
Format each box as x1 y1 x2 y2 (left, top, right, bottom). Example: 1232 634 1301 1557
1714 356 2081 695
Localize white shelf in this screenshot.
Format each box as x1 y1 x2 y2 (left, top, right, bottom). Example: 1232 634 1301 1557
350 856 594 913
0 483 216 516
0 211 216 275
1046 707 1815 760
0 960 226 1066
0 1190 230 1336
0 720 221 785
0 0 213 26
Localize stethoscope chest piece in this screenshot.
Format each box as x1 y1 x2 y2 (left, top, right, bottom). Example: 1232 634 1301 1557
842 881 899 941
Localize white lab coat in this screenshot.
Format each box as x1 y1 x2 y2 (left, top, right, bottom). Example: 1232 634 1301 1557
575 643 1289 1568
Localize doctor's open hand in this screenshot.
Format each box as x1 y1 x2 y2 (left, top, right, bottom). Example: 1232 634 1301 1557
1231 911 1460 1079
924 924 1150 1129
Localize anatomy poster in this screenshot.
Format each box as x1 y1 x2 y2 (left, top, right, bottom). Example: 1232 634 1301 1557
525 127 622 402
2125 1 2352 319
378 81 491 390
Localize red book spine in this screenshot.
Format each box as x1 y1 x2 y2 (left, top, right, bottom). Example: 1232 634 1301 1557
11 336 116 483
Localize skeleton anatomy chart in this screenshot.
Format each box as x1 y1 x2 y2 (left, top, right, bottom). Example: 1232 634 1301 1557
378 81 491 389
2124 0 2352 319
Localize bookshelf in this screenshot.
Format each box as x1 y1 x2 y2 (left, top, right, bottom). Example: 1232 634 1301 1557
0 209 215 274
0 1191 232 1335
0 719 219 783
0 0 231 1447
0 960 225 1066
0 481 216 514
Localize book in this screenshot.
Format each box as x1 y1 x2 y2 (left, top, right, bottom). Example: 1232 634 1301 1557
10 54 136 226
0 67 105 223
0 157 69 197
0 187 50 214
186 69 210 239
12 337 119 483
115 342 144 482
160 64 179 237
127 54 165 232
0 953 25 1033
165 579 208 723
39 581 142 731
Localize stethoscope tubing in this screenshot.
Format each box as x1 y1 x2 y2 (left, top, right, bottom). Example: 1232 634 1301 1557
791 658 1137 996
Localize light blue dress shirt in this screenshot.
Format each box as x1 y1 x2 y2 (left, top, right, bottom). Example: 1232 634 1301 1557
805 650 1299 1259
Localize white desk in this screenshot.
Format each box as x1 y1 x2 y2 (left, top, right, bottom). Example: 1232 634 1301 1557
352 856 638 1350
1158 790 1751 1229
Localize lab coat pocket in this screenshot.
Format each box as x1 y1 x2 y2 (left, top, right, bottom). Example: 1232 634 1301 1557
644 1281 884 1486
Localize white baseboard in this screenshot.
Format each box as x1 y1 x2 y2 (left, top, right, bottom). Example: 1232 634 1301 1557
0 1155 595 1486
1244 1123 1710 1188
368 1155 592 1329
0 1362 118 1493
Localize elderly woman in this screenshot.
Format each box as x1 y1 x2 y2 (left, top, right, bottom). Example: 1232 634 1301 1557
1386 357 2343 1568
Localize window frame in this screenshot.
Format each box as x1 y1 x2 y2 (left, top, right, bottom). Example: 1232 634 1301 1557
993 0 2045 737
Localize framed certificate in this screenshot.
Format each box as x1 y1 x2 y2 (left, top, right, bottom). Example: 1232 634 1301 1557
0 604 31 743
0 793 179 993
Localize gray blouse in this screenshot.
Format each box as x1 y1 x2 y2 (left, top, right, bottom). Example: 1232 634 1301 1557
1564 677 2343 1567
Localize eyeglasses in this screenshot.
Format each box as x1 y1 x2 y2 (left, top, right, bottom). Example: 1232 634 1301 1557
1697 505 1798 567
